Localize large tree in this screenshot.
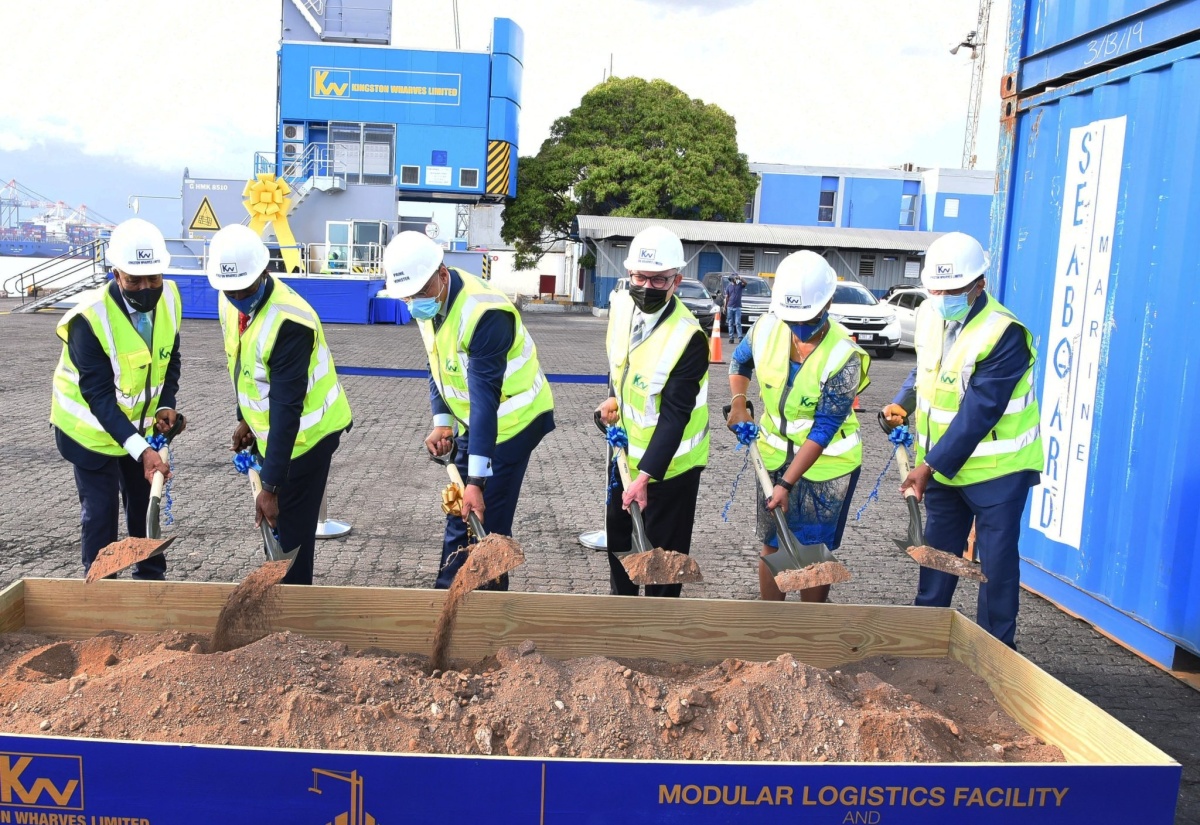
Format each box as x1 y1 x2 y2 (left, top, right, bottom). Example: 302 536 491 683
501 77 758 270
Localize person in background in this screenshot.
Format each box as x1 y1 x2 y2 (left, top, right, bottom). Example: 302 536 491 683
724 273 747 344
597 225 710 597
382 231 555 591
49 218 182 580
207 224 353 586
726 251 869 602
881 231 1042 648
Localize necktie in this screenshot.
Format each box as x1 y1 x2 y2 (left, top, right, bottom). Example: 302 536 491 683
942 320 962 363
135 312 153 347
630 317 647 348
238 312 250 335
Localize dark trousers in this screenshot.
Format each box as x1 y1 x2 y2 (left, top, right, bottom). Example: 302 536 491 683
435 427 540 590
916 478 1027 647
606 466 703 597
270 433 340 586
73 457 166 580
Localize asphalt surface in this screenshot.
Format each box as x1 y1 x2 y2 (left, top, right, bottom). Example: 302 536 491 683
1 299 1197 822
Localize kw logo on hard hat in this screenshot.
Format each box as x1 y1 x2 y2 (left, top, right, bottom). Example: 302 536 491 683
312 69 350 97
637 248 656 262
784 295 811 308
935 264 954 276
0 752 84 810
220 263 240 276
136 248 155 263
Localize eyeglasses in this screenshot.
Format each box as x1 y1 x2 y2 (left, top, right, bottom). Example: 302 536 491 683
405 270 444 301
629 271 677 289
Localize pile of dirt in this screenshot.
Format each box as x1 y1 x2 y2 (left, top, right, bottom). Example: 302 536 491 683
774 560 852 592
620 549 702 585
0 631 1062 764
211 560 290 653
908 546 987 581
85 537 171 583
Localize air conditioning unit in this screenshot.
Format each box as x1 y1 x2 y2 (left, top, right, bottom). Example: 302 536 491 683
282 141 305 159
282 123 306 141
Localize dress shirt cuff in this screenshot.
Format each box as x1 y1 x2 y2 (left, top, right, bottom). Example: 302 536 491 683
433 414 454 428
467 455 494 477
124 433 151 461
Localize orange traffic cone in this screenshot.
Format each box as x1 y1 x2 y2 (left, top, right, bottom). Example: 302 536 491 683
710 308 724 363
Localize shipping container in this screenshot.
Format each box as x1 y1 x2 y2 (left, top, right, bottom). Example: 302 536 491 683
995 1 1200 673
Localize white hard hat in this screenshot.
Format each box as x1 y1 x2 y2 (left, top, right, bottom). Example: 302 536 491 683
623 225 686 273
205 224 270 291
921 232 990 290
383 231 445 298
105 218 170 276
769 251 837 322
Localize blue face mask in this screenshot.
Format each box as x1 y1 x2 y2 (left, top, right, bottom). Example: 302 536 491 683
226 278 266 316
407 276 445 320
787 312 827 342
931 292 972 321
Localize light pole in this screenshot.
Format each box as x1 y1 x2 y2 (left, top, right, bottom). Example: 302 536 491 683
126 194 181 215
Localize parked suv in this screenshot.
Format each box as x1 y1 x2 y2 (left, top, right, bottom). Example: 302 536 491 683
701 272 771 334
829 281 901 359
882 286 928 349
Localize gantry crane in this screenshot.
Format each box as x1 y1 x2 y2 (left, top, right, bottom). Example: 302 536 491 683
308 768 377 825
952 0 994 169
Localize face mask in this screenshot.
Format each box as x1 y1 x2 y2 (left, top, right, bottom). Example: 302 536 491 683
788 312 827 342
122 286 162 314
931 292 971 321
409 297 442 321
629 284 671 314
226 278 266 316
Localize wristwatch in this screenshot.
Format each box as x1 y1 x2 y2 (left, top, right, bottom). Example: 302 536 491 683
259 481 279 495
465 475 488 490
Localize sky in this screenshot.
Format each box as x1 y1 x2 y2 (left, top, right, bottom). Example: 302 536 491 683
0 0 1008 233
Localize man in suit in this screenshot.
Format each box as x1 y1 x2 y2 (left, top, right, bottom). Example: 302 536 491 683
50 218 182 580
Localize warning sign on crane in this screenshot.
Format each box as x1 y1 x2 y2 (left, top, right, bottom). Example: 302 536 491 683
188 197 221 232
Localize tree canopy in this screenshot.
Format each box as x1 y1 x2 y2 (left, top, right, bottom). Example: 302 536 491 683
501 77 758 270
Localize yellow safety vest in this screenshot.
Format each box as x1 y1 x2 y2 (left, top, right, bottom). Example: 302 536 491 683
219 277 352 459
606 293 710 480
749 314 870 480
913 295 1043 486
49 281 182 456
418 268 553 442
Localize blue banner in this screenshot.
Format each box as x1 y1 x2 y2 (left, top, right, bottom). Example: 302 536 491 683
0 734 1179 823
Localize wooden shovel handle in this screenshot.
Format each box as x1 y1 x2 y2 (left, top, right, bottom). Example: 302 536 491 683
893 442 920 500
248 466 264 499
149 446 170 499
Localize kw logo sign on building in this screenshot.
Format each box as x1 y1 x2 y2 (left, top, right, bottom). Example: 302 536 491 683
0 753 84 810
310 67 461 105
312 69 350 97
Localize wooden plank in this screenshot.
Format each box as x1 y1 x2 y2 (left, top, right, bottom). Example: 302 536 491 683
0 580 24 633
948 612 1175 766
18 579 952 667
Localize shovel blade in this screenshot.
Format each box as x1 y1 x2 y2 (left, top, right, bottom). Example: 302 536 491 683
86 536 175 583
763 541 834 575
146 497 162 540
904 544 988 583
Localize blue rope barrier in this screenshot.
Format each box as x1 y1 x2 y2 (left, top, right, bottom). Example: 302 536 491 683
721 422 760 523
853 425 915 522
146 434 174 526
603 425 628 505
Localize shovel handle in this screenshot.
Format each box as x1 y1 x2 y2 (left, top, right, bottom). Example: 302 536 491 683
746 441 808 568
445 461 488 539
893 442 921 501
612 447 653 554
149 445 170 500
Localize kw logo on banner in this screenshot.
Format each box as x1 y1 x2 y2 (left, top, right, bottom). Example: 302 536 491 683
487 141 512 196
309 768 376 825
0 752 84 810
312 69 349 97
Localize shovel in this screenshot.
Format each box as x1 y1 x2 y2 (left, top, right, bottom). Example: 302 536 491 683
86 414 186 583
246 466 300 572
592 412 702 586
429 441 525 586
879 412 987 583
724 401 851 592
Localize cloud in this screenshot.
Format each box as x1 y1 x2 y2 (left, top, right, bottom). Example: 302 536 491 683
631 0 758 9
0 133 31 152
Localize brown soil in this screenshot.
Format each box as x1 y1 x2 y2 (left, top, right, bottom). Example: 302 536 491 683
775 560 853 592
0 630 1063 764
210 560 290 653
85 537 172 583
621 549 702 585
430 535 525 674
908 546 988 582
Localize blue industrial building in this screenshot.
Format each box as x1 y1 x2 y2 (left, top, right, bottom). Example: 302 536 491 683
750 163 994 249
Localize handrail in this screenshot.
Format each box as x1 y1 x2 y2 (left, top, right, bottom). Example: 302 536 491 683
255 142 348 185
2 239 106 296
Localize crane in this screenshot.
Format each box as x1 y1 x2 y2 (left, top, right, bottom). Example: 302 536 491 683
952 0 994 169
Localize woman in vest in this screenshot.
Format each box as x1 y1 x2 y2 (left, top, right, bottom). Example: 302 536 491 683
727 252 870 603
207 225 353 586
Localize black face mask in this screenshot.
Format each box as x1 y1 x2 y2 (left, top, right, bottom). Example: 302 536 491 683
629 284 670 314
122 286 163 313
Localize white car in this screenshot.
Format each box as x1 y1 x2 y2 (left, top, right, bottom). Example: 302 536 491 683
883 287 930 349
828 282 902 359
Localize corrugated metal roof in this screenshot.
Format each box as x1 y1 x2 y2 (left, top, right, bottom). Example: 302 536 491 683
573 215 944 253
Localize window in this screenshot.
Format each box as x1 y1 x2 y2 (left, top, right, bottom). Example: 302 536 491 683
944 198 960 218
459 168 479 189
737 249 756 271
900 194 917 227
833 283 878 305
858 254 876 278
818 176 838 223
400 166 420 185
904 258 921 279
330 122 396 185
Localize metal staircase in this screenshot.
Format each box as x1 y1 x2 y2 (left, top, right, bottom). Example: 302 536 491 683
5 239 110 313
254 142 346 215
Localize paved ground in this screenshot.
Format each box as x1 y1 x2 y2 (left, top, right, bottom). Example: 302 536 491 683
1 299 1197 822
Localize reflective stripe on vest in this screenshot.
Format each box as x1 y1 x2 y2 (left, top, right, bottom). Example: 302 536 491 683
749 314 869 481
912 295 1043 486
418 268 553 443
49 282 182 455
607 293 710 480
219 277 352 458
